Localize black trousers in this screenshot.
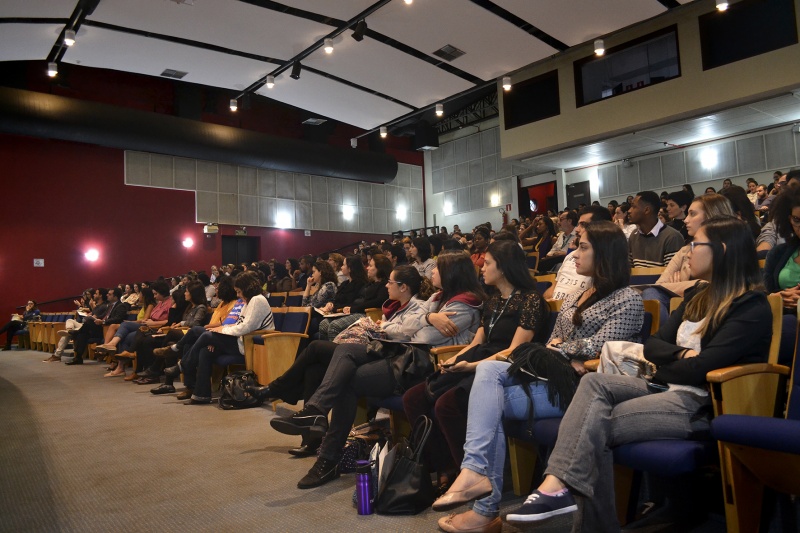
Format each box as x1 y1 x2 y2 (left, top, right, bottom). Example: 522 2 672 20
268 340 338 405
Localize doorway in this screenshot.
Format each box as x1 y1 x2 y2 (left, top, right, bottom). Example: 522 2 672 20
518 181 557 218
566 181 591 210
221 236 260 266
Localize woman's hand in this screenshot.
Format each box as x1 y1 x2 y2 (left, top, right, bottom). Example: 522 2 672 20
207 326 223 333
429 311 458 336
670 269 683 283
682 349 699 359
546 338 563 350
321 302 334 314
570 360 588 376
342 306 351 315
778 288 800 308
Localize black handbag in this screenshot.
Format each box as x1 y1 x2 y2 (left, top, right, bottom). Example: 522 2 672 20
365 339 435 395
374 416 435 515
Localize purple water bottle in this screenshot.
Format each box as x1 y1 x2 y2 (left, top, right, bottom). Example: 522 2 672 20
355 460 373 515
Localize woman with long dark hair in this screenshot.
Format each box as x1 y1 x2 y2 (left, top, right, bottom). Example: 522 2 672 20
433 222 645 533
317 255 368 315
502 217 770 530
411 236 437 279
404 240 548 493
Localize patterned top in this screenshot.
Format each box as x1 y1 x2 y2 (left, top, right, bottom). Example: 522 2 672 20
302 281 337 308
481 288 548 343
550 286 643 360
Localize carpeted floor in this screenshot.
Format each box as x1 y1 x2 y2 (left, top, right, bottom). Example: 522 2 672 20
0 349 568 533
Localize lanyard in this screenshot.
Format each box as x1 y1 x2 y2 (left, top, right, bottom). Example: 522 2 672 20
486 290 517 342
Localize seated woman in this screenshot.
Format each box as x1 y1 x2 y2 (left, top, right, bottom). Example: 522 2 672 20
164 271 274 404
500 217 770 531
763 187 800 364
317 254 392 341
411 236 437 279
519 216 555 257
120 283 139 307
270 263 295 293
1 299 40 351
92 281 173 372
613 202 637 239
315 255 367 318
251 259 476 458
122 281 209 383
642 194 735 319
269 262 481 486
432 222 645 533
403 240 548 492
150 275 241 395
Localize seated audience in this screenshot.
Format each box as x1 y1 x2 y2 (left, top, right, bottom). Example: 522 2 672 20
316 255 367 317
301 260 338 309
411 237 437 279
404 240 547 492
537 210 578 273
504 217 769 530
719 184 761 239
665 191 690 241
613 202 637 239
433 221 644 533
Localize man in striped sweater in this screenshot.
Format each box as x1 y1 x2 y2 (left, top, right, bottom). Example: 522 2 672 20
627 190 684 268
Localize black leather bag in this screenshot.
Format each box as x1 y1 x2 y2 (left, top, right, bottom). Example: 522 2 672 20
218 370 263 410
365 339 435 395
374 416 435 515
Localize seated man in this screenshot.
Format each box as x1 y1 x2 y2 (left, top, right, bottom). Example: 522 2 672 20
537 210 578 273
627 191 684 268
67 288 129 365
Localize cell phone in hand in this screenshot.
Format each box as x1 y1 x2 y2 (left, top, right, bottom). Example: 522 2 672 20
441 362 456 369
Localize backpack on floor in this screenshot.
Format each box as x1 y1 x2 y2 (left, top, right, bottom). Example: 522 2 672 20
218 370 263 410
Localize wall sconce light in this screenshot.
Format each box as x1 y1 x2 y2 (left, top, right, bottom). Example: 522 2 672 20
84 248 99 262
182 237 194 248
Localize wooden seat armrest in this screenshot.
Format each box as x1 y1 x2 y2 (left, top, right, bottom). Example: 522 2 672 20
584 359 600 372
430 344 468 365
706 363 790 383
261 332 309 340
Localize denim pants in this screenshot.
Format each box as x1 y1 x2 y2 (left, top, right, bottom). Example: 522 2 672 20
115 321 142 352
461 361 564 517
182 331 241 401
544 372 711 533
308 343 396 461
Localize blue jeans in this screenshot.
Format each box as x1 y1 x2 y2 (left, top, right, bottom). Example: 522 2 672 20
115 321 141 352
461 361 564 517
182 331 241 401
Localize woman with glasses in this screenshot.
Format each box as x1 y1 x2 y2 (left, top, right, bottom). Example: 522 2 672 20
503 217 770 530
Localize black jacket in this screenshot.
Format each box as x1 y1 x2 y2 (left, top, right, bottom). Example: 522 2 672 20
763 241 799 294
103 301 131 325
350 282 389 315
333 279 366 309
644 285 771 387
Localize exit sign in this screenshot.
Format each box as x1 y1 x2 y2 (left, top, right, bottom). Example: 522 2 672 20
505 204 512 211
33 259 44 267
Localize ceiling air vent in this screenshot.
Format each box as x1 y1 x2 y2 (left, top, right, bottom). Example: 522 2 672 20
302 118 328 125
160 69 188 79
432 44 465 62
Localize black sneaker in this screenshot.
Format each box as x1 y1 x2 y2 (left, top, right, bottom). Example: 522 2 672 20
506 489 577 523
270 406 328 437
297 457 339 489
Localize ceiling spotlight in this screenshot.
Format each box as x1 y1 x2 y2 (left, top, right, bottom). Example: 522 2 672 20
64 29 76 47
324 38 334 54
380 126 387 138
716 2 728 11
594 39 605 56
404 0 413 4
266 75 275 89
502 76 511 91
352 20 367 42
435 104 444 117
47 62 58 77
230 98 238 112
351 138 357 148
290 62 302 80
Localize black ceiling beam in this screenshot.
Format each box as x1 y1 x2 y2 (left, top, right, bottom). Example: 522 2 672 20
0 17 69 24
46 0 101 64
656 0 682 9
302 65 416 111
468 0 569 52
236 0 483 86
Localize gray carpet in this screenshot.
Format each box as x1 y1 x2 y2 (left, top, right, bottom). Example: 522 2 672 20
0 349 572 533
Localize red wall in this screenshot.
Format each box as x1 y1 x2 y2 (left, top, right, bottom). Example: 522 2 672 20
1 134 390 314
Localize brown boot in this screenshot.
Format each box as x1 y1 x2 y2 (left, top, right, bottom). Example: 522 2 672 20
176 389 193 400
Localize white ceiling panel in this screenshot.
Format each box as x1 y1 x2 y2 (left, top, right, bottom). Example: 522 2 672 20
494 0 667 47
1 0 75 18
90 0 330 60
0 23 65 62
278 0 376 21
63 27 268 91
302 35 473 108
255 70 412 130
367 0 558 80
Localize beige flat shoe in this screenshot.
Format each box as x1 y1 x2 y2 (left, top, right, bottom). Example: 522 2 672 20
438 513 501 533
432 476 492 512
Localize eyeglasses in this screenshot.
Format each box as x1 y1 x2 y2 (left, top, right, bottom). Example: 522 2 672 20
689 241 713 252
386 280 404 286
790 216 800 227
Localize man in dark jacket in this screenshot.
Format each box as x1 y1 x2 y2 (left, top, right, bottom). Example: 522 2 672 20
67 287 129 365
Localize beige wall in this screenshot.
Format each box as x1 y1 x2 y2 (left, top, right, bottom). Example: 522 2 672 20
500 0 800 161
